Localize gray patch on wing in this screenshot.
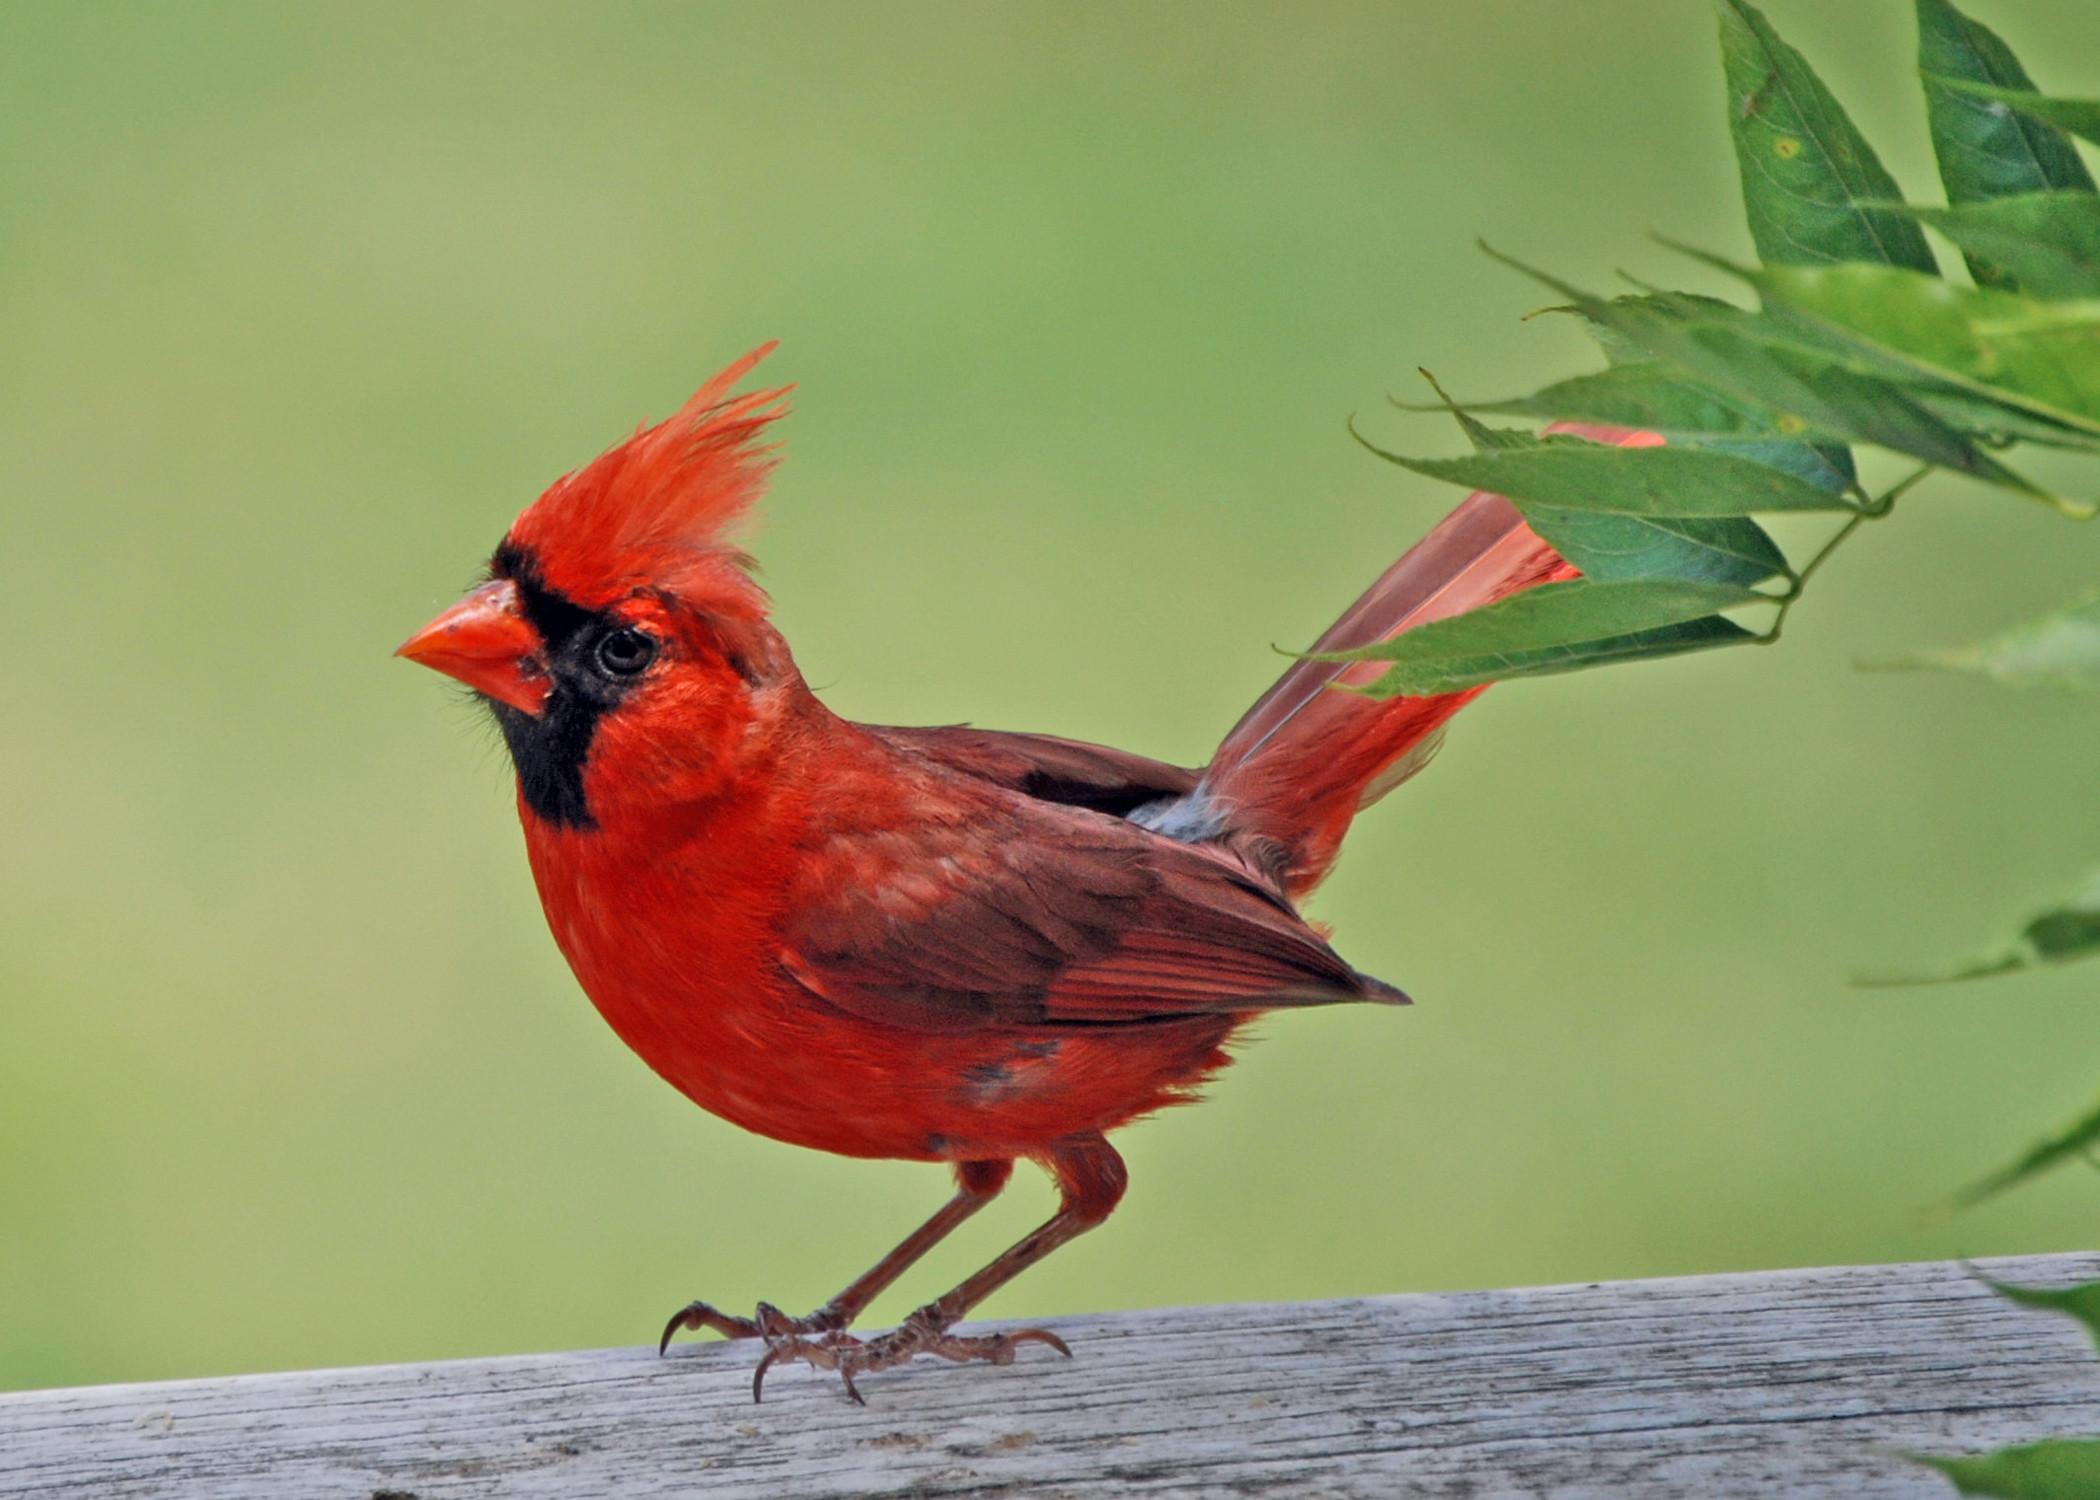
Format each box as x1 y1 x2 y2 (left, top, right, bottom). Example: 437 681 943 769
1129 788 1228 843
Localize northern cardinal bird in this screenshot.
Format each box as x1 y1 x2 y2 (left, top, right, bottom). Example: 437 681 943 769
398 345 1593 1402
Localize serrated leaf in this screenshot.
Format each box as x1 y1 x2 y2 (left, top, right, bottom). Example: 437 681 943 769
1918 0 2096 294
1749 262 2100 458
1914 386 2100 451
1863 589 2100 687
1401 368 1799 589
1406 372 1535 455
1505 256 2073 493
1718 0 1936 273
1313 578 1768 699
1884 195 2100 300
1956 1094 2100 1207
1772 361 2042 487
1591 295 2039 489
1361 432 1853 517
1592 281 1937 409
1437 363 1893 499
1533 277 1861 430
1409 401 1798 587
1858 868 2100 986
1937 81 2100 153
1419 358 1880 498
1352 615 1755 697
1399 363 1781 440
1913 1439 2100 1499
1454 407 1527 453
1564 289 1814 380
1976 1274 2100 1352
1522 507 1790 586
1317 578 1769 658
1661 242 2099 503
1701 433 1858 493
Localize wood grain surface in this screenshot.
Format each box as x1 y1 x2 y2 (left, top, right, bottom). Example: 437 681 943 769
5 1254 2098 1498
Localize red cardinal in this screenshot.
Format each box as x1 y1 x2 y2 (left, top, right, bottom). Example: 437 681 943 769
399 345 1594 1402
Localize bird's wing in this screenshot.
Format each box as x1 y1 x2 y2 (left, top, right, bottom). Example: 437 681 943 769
779 792 1401 1034
867 725 1197 818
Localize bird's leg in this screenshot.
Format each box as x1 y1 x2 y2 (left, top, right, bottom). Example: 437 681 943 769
758 1134 1126 1403
659 1157 1013 1354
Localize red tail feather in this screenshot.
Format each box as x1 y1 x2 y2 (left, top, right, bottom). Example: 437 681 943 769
1197 424 1657 896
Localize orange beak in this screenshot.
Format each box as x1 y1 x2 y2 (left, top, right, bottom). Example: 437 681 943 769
395 579 550 716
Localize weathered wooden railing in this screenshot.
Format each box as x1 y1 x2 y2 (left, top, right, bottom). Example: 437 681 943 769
4 1254 2096 1498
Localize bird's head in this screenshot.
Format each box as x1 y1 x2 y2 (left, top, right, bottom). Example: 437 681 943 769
398 344 793 830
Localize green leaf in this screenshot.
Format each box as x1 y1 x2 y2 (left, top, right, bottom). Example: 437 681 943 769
1320 578 1769 658
1717 0 1936 273
1503 254 2079 494
1416 357 1879 492
1360 431 1854 517
1522 507 1790 586
1858 867 2100 986
1525 276 1838 420
1912 386 2100 451
1956 1093 2100 1207
1430 363 1888 492
1589 292 2047 492
1702 434 1857 494
1398 362 1781 441
1862 589 2100 687
1407 370 1537 455
1750 261 2100 453
1749 361 2006 481
1399 368 1799 590
1660 242 2100 507
1976 1273 2100 1352
1314 577 1768 697
1883 195 2100 300
1937 81 2100 153
1350 615 1756 697
1918 0 2095 295
1914 1439 2100 1499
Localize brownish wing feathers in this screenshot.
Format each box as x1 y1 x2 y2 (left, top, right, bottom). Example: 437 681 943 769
868 725 1196 817
780 771 1399 1035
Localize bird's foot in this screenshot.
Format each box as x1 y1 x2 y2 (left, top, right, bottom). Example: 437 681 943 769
658 1298 849 1354
752 1308 1071 1405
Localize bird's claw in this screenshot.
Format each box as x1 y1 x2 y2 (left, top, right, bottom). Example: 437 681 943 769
658 1298 762 1355
752 1311 1071 1405
658 1296 1070 1402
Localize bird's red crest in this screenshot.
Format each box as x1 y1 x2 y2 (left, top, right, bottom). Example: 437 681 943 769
503 343 789 615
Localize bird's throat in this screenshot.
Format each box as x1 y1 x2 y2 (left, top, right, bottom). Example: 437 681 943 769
491 692 605 829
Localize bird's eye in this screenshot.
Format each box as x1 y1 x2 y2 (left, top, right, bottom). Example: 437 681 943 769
595 627 657 677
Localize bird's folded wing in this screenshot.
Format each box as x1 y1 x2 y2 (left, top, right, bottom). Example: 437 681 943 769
868 724 1197 817
779 801 1398 1034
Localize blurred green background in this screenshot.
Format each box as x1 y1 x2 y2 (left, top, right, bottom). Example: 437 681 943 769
5 0 2099 1394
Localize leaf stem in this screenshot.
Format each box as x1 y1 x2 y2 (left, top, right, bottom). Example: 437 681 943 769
1760 463 1931 645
